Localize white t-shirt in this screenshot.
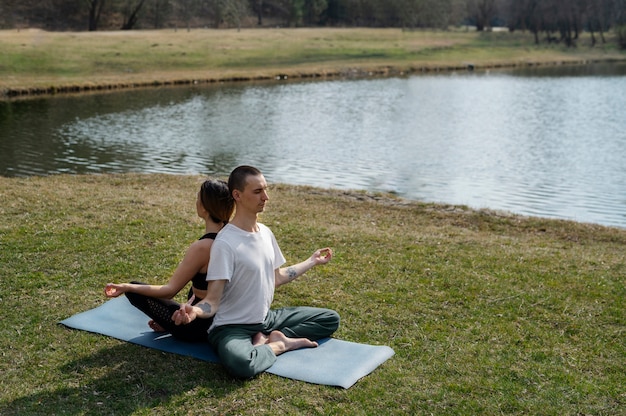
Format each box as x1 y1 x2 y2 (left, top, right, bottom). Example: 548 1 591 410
206 222 286 331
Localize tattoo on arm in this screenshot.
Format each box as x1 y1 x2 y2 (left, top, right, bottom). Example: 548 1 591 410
287 266 298 280
198 303 212 316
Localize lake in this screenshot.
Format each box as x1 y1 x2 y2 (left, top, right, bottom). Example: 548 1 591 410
1 63 625 229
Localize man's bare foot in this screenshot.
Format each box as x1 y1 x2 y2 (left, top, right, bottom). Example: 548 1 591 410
252 332 269 346
267 330 318 356
148 320 165 332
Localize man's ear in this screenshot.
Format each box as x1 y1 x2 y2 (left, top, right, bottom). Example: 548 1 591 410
231 189 241 201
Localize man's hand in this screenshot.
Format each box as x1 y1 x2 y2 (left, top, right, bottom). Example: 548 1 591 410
172 303 198 325
311 247 333 265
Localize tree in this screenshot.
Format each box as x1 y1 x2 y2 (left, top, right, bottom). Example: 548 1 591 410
254 0 264 25
466 0 498 31
304 0 328 25
392 0 454 29
616 0 626 49
86 0 106 30
3 0 626 51
151 0 172 28
121 0 147 30
502 0 545 44
215 0 250 29
585 0 611 45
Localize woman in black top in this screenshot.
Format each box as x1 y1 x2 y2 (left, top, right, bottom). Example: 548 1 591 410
104 179 234 342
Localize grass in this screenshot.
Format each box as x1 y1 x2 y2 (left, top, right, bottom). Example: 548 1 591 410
1 27 625 414
1 173 625 415
1 27 625 96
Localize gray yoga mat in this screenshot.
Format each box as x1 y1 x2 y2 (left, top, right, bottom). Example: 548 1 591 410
60 297 394 388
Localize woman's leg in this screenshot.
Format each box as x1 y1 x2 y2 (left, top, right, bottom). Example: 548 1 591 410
125 283 212 342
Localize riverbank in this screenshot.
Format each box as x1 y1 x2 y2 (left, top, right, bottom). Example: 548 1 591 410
1 173 625 414
2 27 626 98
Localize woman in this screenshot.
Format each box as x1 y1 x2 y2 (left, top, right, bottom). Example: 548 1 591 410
104 179 234 342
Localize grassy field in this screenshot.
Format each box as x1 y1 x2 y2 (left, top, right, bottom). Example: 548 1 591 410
0 173 625 415
1 27 626 96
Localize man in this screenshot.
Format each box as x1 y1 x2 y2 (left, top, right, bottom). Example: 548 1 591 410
173 165 340 378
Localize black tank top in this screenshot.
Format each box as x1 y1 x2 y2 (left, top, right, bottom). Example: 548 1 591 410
191 232 217 291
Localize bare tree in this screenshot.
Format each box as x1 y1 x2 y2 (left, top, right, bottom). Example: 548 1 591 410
392 0 456 29
1 0 22 28
85 0 106 30
214 0 250 29
393 0 425 28
151 0 172 28
507 0 546 44
616 0 626 49
466 0 498 30
121 0 147 29
254 0 264 25
586 0 611 45
4 0 626 52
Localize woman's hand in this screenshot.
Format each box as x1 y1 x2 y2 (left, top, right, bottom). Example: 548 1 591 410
104 283 126 298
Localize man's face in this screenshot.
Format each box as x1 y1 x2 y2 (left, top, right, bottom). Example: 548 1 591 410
236 174 269 214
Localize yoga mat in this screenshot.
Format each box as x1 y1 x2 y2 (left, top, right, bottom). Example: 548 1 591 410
60 297 394 388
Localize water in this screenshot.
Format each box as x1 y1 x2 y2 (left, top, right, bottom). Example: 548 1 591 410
1 63 625 229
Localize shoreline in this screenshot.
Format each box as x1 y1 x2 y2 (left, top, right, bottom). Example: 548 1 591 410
3 57 624 100
3 27 626 100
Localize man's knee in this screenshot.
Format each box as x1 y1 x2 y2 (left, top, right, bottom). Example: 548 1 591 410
322 309 340 332
223 355 255 378
220 343 276 379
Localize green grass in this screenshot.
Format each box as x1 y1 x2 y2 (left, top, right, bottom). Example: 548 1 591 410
1 174 625 415
1 28 625 94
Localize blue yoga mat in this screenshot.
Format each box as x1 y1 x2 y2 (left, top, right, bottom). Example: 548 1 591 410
60 297 394 388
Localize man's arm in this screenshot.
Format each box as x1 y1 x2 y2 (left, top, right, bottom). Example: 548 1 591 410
172 279 226 325
275 247 332 287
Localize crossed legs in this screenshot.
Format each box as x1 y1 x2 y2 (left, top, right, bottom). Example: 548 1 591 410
208 306 340 378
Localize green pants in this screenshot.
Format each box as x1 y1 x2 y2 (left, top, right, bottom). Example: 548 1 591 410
207 306 340 378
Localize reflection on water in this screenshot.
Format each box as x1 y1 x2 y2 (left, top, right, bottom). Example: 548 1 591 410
1 63 625 229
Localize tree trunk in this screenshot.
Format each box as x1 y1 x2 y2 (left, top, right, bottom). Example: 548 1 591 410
87 0 105 31
590 26 596 46
121 0 147 30
599 23 606 44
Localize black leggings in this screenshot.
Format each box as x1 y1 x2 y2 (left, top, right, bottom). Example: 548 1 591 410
125 282 213 342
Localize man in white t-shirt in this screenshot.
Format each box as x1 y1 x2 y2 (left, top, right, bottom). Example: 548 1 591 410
173 165 340 378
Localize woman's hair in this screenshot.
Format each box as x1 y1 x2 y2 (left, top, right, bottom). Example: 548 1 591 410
228 165 262 194
199 179 235 224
